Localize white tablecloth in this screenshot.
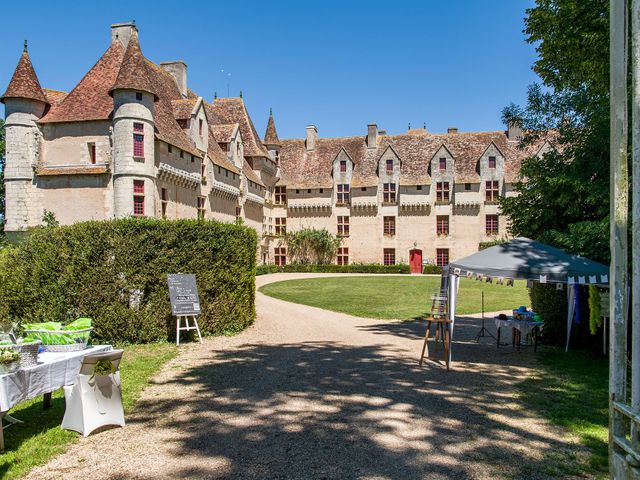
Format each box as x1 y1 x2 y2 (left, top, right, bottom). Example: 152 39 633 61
0 345 112 413
494 318 544 337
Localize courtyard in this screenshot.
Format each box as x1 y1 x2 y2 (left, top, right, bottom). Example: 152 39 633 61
17 273 603 480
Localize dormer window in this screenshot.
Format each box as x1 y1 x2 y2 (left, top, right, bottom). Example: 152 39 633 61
386 159 393 173
439 158 447 171
488 156 496 169
340 160 347 172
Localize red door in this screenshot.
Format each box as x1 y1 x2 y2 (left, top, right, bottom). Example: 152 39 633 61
409 249 422 274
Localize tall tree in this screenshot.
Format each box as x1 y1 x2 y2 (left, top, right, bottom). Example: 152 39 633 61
500 0 610 263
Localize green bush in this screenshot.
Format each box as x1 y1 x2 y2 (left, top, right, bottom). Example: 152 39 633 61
422 265 443 274
530 283 596 349
479 239 506 251
0 219 257 344
256 263 410 274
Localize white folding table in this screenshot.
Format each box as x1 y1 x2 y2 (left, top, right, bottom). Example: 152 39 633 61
0 345 112 451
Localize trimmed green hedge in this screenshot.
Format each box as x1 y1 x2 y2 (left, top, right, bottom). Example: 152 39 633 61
256 263 411 275
422 265 443 274
0 219 257 344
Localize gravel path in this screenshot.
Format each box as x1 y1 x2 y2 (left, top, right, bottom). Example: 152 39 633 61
25 273 586 480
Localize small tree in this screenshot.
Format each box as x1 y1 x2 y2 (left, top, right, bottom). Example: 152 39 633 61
284 228 341 264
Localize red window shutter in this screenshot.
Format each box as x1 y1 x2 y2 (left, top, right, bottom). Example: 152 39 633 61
133 134 144 157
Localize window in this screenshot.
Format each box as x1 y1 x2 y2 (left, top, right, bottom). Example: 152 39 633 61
337 247 349 265
275 186 287 204
436 248 449 267
383 216 396 236
201 160 206 177
168 144 173 153
439 157 447 171
88 143 96 164
135 92 142 101
465 183 471 191
180 150 184 159
161 188 168 218
486 214 499 235
274 247 287 266
199 119 203 137
417 185 422 191
319 188 324 193
337 216 350 236
133 123 144 158
361 187 367 192
133 180 144 216
386 159 394 172
191 155 195 163
383 248 395 266
436 182 450 203
436 215 449 236
337 184 350 204
383 183 396 203
486 180 499 203
307 189 311 194
275 217 286 236
340 160 347 172
197 197 204 220
235 206 242 220
488 156 496 169
296 189 300 194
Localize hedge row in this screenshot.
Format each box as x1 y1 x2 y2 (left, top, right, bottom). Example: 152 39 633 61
256 263 411 275
0 219 257 344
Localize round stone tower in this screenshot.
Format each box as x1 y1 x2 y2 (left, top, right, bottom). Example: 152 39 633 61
1 43 48 239
108 30 157 218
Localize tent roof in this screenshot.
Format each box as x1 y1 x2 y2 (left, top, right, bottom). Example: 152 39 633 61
448 237 609 284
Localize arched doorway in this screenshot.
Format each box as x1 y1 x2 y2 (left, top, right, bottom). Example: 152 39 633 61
409 249 422 274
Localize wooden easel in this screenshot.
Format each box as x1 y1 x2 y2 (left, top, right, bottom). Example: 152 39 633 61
175 315 203 346
419 290 452 370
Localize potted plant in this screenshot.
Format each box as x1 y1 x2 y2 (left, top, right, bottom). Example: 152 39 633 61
0 346 21 375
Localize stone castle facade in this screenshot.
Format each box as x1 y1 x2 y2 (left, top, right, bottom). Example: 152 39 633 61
1 23 550 270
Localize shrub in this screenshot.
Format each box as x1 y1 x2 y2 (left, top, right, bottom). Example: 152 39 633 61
256 263 410 274
422 264 443 274
479 239 506 251
530 283 596 349
284 228 341 264
0 219 257 344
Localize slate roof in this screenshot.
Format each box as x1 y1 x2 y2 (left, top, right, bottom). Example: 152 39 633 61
278 130 542 188
264 109 280 146
211 98 271 158
1 50 48 104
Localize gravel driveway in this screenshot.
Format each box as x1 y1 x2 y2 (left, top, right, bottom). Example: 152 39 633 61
24 273 586 480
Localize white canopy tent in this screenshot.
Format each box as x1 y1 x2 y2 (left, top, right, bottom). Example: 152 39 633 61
442 238 609 364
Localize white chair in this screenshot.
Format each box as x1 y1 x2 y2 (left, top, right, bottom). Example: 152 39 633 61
61 350 125 436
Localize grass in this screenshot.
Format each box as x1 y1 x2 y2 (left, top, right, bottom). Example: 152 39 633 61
259 276 530 319
0 342 177 479
518 347 609 478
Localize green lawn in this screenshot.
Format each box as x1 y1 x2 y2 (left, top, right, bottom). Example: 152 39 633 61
518 347 609 478
0 342 177 479
259 275 530 319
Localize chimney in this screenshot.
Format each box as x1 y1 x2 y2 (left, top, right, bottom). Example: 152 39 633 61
507 121 523 141
306 125 317 151
367 124 377 149
160 61 187 98
447 127 459 134
111 22 137 47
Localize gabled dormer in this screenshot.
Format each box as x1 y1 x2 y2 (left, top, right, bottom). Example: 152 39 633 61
376 145 401 180
211 123 242 170
478 142 505 180
429 144 455 178
187 97 208 152
332 147 354 181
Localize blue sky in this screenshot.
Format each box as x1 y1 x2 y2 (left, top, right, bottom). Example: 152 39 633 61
1 0 538 139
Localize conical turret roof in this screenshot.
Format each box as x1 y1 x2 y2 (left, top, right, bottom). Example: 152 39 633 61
1 45 48 104
264 108 280 146
109 30 157 99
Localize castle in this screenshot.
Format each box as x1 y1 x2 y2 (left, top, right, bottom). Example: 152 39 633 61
1 22 549 270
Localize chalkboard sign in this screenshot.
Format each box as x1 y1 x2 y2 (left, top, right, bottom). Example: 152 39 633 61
167 274 201 316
